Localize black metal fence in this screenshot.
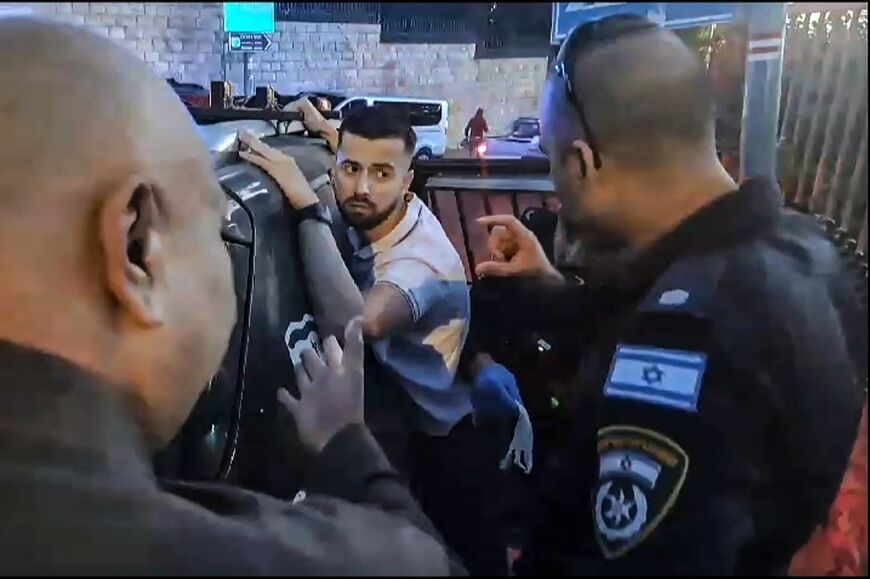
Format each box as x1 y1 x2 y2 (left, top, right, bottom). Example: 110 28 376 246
476 2 553 59
275 2 552 54
380 3 478 44
275 3 379 24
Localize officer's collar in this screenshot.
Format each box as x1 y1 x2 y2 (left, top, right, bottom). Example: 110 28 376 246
614 176 784 295
348 195 424 258
0 339 155 484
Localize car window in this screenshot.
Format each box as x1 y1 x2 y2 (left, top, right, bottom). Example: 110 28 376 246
512 121 539 139
373 101 442 127
342 98 369 114
409 103 443 127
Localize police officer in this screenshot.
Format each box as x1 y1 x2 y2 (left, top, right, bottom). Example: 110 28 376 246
475 15 867 575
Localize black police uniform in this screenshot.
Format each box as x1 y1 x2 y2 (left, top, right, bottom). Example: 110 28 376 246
515 177 867 575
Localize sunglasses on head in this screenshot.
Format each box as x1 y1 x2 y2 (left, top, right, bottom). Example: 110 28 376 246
552 14 661 176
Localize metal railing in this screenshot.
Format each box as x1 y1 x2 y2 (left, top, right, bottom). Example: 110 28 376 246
779 6 868 255
413 159 554 280
275 2 380 24
379 3 477 44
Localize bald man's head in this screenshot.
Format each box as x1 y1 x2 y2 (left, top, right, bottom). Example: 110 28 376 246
0 18 235 448
543 18 715 169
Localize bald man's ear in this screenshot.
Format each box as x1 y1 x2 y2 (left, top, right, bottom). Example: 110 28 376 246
98 179 165 328
571 139 596 179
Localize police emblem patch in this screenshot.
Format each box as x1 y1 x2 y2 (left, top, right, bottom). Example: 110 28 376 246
593 426 689 559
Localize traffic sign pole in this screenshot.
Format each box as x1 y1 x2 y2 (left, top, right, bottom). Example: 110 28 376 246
739 3 787 180
243 52 253 97
223 3 276 97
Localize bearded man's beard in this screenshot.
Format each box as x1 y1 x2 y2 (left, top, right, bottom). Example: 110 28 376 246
339 195 403 231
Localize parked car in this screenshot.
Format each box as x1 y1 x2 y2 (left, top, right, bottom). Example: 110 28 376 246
464 117 546 160
167 78 209 109
328 95 449 160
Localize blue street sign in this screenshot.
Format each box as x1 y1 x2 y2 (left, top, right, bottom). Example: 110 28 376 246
552 3 740 43
224 2 275 34
228 32 272 53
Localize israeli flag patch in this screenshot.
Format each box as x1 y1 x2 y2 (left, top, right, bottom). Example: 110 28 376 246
604 344 707 413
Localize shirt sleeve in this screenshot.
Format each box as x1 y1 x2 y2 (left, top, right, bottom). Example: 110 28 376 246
375 258 445 323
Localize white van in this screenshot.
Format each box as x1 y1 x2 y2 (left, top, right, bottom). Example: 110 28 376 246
330 96 449 160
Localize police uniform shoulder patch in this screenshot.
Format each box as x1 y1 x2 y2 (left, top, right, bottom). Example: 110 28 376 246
594 425 689 559
604 343 707 413
637 254 728 317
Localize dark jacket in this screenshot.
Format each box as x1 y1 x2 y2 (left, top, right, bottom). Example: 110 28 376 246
465 115 489 141
515 177 867 575
0 340 456 575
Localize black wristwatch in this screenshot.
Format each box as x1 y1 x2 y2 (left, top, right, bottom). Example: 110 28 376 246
296 201 333 226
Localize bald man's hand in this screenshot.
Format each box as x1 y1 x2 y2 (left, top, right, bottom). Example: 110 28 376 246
238 130 319 210
277 318 366 454
475 215 562 280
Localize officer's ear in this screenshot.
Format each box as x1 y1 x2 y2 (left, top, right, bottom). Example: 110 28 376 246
97 178 166 328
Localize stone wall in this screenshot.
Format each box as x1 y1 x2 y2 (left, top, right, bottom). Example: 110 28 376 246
9 2 547 144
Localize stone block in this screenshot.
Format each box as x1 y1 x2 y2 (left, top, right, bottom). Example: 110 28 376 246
168 16 197 29
124 26 144 39
170 4 200 16
89 25 110 37
175 52 205 64
198 40 218 54
196 16 220 31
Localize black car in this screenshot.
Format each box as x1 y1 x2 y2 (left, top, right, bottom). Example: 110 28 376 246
152 113 566 501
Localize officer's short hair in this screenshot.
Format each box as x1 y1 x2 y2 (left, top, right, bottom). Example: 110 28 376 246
338 105 417 156
563 15 714 166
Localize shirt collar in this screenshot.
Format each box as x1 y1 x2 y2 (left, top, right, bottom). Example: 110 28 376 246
597 176 784 296
348 196 424 258
0 339 154 483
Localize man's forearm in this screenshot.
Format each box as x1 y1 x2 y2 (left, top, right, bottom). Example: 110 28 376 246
308 425 467 575
299 220 364 343
316 124 339 153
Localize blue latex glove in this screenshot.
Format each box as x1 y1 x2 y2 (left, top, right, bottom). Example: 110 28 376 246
472 362 522 421
472 362 534 474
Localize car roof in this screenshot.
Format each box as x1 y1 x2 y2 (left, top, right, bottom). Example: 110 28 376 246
342 95 448 105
